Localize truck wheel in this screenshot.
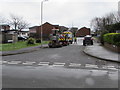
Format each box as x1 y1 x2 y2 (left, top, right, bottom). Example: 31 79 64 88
70 41 72 44
49 46 52 48
83 40 86 46
83 43 86 46
67 42 69 45
91 40 93 45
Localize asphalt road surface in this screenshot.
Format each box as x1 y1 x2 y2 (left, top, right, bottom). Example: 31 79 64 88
2 37 120 88
2 65 119 88
2 38 119 66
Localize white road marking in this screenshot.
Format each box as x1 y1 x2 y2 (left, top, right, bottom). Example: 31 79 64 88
1 60 118 71
108 68 118 70
23 61 36 65
103 65 118 70
7 61 21 65
102 65 115 69
85 64 98 68
52 62 65 66
38 62 49 66
69 63 81 67
107 65 115 68
2 60 8 64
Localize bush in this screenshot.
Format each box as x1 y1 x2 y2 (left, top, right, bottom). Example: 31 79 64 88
36 39 41 43
99 30 109 45
103 33 120 46
27 38 35 45
103 33 115 44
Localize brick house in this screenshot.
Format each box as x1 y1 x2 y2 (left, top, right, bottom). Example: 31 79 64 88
2 30 18 43
76 27 91 37
59 26 68 33
0 24 18 43
0 24 10 31
29 22 68 40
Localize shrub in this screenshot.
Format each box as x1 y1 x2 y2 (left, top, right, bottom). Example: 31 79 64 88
103 33 120 46
27 38 35 45
99 30 109 45
103 33 115 44
36 39 41 43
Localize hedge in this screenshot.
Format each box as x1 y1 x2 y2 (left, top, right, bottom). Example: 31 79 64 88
103 33 120 46
99 30 109 45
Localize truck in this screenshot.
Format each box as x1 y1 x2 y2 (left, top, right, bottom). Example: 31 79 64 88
62 31 73 44
48 29 62 48
48 29 73 48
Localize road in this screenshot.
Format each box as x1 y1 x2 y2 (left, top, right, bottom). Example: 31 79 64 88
2 38 119 66
2 37 120 88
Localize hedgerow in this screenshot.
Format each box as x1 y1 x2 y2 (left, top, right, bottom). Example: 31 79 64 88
103 33 120 46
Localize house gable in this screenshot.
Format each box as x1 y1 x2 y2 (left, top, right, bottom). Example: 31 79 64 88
76 27 91 37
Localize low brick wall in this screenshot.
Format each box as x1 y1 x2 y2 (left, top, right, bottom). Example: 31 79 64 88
104 42 120 53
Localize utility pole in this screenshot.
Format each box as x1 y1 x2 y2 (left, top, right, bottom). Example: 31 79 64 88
40 0 48 48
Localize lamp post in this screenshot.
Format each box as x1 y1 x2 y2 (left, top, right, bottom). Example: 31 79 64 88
41 0 48 48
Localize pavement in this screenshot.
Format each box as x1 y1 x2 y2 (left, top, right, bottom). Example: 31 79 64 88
83 43 120 63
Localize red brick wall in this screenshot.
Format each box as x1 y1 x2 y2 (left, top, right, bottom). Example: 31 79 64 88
76 27 90 37
104 42 120 53
29 26 39 38
29 22 68 40
29 22 55 40
38 23 54 40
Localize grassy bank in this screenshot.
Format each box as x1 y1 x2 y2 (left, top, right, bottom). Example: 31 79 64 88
0 41 49 51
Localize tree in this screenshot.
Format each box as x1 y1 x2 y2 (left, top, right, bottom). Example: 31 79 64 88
90 11 120 34
9 14 29 30
70 27 78 37
105 23 120 33
90 17 102 34
18 20 29 31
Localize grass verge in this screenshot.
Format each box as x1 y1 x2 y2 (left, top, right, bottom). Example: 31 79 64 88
0 41 49 51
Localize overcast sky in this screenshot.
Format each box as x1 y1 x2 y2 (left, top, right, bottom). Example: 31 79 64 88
0 0 119 29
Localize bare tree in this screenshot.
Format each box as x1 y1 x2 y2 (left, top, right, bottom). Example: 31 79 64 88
18 20 29 31
91 11 120 34
114 12 120 22
106 12 116 24
9 14 29 30
90 17 102 31
9 14 22 30
70 27 78 37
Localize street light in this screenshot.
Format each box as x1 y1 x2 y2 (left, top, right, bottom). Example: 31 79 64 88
41 0 48 48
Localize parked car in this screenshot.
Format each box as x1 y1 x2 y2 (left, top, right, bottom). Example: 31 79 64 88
83 35 93 46
18 36 27 41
